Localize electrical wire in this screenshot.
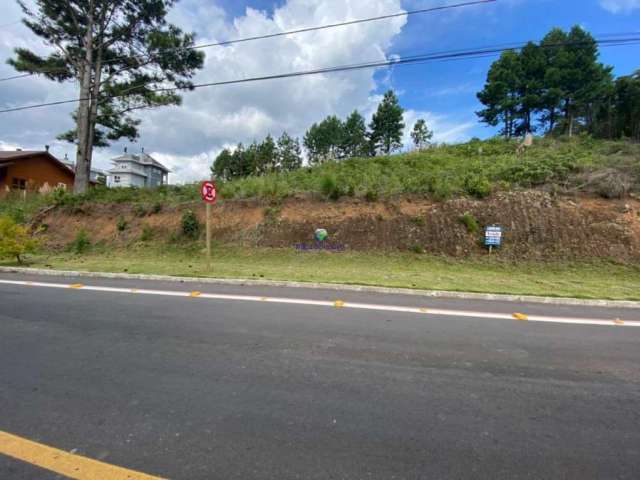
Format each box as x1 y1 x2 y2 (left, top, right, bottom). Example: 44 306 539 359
1 35 638 115
0 0 495 82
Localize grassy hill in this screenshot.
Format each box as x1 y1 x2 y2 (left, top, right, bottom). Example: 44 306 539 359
3 136 638 225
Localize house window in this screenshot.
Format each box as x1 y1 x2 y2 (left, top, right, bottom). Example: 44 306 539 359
114 175 121 183
11 178 27 190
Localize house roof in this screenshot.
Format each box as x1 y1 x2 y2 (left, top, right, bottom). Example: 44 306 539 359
0 150 75 176
111 152 171 173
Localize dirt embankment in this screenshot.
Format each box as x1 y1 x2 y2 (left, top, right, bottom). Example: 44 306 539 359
38 191 640 261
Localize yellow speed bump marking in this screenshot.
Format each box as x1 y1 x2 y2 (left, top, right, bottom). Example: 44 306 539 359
0 430 165 480
334 300 345 308
190 291 202 298
614 319 625 326
513 313 529 321
69 284 84 289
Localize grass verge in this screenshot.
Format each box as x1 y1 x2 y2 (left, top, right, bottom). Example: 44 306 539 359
2 245 640 301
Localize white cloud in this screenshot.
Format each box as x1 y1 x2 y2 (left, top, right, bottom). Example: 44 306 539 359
0 0 475 183
599 0 640 13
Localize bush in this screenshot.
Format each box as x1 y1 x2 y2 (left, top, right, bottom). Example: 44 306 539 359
140 225 154 242
410 244 425 254
464 174 492 199
133 204 148 217
50 186 73 206
181 210 201 239
116 216 128 232
320 174 343 200
151 202 163 214
0 216 39 263
69 229 91 254
459 212 480 235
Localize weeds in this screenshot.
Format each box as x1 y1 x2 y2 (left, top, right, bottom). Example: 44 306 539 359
459 212 480 235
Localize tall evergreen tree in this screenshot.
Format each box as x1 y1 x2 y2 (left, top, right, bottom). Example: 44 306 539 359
341 110 369 158
303 115 344 164
614 71 640 141
256 134 277 175
517 42 546 135
369 90 405 155
212 148 233 180
476 50 522 139
410 119 433 150
277 132 302 171
9 0 205 193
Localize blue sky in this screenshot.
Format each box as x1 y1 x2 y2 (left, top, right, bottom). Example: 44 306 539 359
386 0 640 138
0 0 638 181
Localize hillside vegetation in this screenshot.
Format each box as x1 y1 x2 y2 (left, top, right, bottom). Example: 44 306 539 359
1 137 638 224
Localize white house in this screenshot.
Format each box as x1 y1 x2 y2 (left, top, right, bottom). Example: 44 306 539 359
106 149 170 188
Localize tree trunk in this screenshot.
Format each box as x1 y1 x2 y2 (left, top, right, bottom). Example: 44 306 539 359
85 51 103 184
568 112 574 138
73 16 94 194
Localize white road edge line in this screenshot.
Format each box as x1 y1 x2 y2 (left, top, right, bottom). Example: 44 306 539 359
1 279 638 327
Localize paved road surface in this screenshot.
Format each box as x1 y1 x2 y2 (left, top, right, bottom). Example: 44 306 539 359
1 272 639 479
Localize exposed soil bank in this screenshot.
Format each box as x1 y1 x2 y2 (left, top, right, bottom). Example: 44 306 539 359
39 191 640 261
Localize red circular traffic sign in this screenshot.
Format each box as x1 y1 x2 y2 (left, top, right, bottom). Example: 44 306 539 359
201 180 217 204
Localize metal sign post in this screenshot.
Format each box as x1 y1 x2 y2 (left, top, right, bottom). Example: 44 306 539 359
200 180 217 267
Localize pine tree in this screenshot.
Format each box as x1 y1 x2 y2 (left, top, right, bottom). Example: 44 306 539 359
277 132 302 171
8 0 205 193
476 50 522 139
257 135 277 175
410 119 433 150
341 110 369 158
369 90 405 155
212 149 233 180
303 116 344 164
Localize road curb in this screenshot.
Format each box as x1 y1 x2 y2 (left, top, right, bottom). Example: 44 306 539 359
1 266 639 309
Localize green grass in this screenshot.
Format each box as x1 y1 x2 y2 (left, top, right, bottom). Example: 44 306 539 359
3 137 638 222
4 244 640 301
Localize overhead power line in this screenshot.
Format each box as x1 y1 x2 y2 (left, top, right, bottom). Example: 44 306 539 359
1 35 639 115
0 0 495 82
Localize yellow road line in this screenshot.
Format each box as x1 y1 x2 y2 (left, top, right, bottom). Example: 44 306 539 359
0 430 165 480
0 279 639 328
69 284 84 289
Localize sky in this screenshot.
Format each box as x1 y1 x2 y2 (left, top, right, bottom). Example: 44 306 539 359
0 0 638 182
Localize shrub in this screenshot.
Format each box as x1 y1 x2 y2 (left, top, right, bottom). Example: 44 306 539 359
365 190 379 202
320 174 343 200
181 210 201 239
69 229 91 254
116 216 128 232
410 216 426 227
459 212 480 235
140 225 154 242
264 205 282 223
464 174 492 199
0 216 39 263
410 244 425 254
430 177 453 201
50 186 73 206
133 204 148 217
151 202 163 214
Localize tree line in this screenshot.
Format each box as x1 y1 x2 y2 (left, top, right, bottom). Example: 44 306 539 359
212 90 434 179
477 25 640 141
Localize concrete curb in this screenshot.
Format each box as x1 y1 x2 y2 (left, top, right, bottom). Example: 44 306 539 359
1 266 639 309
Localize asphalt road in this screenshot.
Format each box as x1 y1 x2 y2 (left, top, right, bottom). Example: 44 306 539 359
1 272 639 479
